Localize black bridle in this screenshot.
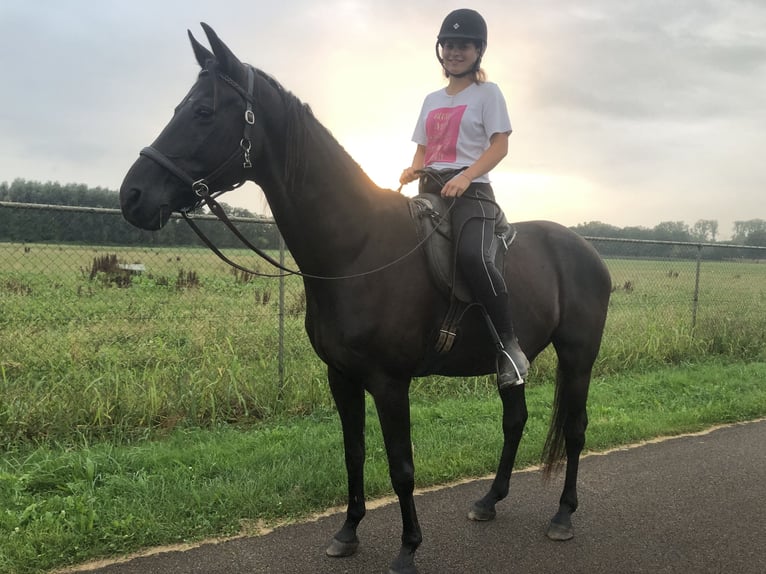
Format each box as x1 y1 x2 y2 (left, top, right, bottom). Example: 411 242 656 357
140 65 257 206
138 65 299 277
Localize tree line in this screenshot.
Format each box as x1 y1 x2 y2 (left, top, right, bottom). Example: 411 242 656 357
570 219 766 260
0 179 279 250
570 219 766 246
1 179 764 258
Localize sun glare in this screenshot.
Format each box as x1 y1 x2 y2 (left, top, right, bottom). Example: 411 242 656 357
491 171 602 226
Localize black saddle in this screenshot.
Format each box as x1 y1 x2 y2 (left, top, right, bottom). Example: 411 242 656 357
408 188 515 304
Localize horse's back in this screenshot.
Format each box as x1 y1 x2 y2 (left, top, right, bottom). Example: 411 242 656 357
503 220 611 357
508 220 610 294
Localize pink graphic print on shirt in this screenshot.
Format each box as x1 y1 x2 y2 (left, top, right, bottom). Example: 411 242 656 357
424 105 467 165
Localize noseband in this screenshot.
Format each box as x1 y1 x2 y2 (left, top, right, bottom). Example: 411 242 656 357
139 65 258 207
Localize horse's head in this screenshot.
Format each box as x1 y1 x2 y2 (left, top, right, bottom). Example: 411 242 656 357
120 23 270 230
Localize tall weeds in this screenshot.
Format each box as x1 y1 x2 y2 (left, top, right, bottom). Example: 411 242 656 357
1 251 764 448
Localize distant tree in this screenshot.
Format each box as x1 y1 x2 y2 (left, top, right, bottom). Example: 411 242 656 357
652 221 691 242
569 221 622 238
0 178 120 208
690 219 718 242
0 179 281 248
743 229 766 247
732 219 766 244
621 226 653 240
218 203 257 218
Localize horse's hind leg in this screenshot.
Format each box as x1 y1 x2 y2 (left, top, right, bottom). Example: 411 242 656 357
469 383 529 521
546 356 593 541
326 367 367 557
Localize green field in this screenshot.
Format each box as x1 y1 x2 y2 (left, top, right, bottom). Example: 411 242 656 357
602 255 766 367
1 242 765 446
1 241 765 573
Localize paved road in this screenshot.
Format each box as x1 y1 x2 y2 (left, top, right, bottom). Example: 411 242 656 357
72 420 766 574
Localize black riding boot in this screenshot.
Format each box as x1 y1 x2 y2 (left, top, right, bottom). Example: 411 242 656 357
496 332 529 389
483 293 529 389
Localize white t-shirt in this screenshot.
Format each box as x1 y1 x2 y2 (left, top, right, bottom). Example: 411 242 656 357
412 82 512 183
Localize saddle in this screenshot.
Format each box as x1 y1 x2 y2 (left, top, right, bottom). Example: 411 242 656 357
408 176 515 354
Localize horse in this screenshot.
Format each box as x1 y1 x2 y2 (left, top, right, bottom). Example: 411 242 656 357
120 23 611 574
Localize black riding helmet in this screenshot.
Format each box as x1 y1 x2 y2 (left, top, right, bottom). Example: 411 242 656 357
435 9 488 77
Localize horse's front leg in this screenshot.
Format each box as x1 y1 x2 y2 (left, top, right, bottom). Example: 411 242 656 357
469 383 528 521
326 367 367 558
370 375 422 574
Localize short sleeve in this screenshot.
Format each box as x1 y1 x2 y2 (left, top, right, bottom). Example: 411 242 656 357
482 83 512 138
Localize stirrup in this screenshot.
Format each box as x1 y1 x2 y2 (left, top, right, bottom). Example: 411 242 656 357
497 349 526 389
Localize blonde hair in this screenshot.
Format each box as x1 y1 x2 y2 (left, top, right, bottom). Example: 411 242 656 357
443 67 487 83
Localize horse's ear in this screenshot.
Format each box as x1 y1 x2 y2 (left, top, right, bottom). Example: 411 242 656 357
200 22 243 74
188 29 214 68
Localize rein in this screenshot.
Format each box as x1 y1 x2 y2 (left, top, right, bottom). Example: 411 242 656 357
184 183 456 280
139 63 470 281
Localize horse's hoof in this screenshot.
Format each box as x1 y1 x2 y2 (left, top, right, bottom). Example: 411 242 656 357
388 561 419 574
388 546 419 574
326 536 359 557
468 502 496 522
546 520 574 541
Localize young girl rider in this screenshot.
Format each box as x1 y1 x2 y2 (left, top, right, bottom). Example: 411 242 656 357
400 8 529 388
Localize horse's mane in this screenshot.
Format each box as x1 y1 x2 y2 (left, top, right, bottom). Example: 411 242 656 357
253 69 373 192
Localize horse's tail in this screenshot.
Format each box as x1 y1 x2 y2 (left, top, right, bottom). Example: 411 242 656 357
541 365 568 478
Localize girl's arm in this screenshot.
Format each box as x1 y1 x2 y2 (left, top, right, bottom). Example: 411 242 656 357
441 132 509 197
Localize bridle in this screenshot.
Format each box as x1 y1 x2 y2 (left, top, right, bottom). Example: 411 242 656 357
138 64 299 278
137 63 466 280
140 65 257 204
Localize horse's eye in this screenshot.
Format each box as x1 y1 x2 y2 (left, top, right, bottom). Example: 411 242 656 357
194 105 214 119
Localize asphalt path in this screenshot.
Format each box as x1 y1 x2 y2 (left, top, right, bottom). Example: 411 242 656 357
70 419 766 574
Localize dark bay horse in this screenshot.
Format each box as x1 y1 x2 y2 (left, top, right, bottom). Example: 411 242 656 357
120 24 611 574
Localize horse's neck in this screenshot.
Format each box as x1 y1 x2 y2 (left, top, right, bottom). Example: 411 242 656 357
258 118 381 274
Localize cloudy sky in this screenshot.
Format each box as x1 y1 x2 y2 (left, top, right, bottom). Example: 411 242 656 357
1 0 764 237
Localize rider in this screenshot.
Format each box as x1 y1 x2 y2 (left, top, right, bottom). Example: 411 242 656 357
400 8 529 388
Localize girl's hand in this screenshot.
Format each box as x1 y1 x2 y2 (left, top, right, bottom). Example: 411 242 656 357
441 172 472 197
399 167 420 186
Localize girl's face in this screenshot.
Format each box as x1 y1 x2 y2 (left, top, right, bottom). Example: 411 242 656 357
440 39 480 76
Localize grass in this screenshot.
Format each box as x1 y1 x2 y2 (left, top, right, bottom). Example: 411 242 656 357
0 361 765 574
1 244 765 446
0 241 765 572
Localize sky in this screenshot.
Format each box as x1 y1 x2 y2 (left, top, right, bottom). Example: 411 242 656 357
1 0 764 238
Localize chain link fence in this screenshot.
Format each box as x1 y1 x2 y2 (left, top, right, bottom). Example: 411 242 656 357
2 202 765 392
588 236 765 323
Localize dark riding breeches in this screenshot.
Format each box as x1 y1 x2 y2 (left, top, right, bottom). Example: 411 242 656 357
450 184 514 335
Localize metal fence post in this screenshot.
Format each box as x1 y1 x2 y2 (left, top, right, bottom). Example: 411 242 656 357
692 244 702 330
278 233 286 393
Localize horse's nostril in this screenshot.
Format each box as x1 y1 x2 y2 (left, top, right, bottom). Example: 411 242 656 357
120 186 142 210
127 187 141 204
